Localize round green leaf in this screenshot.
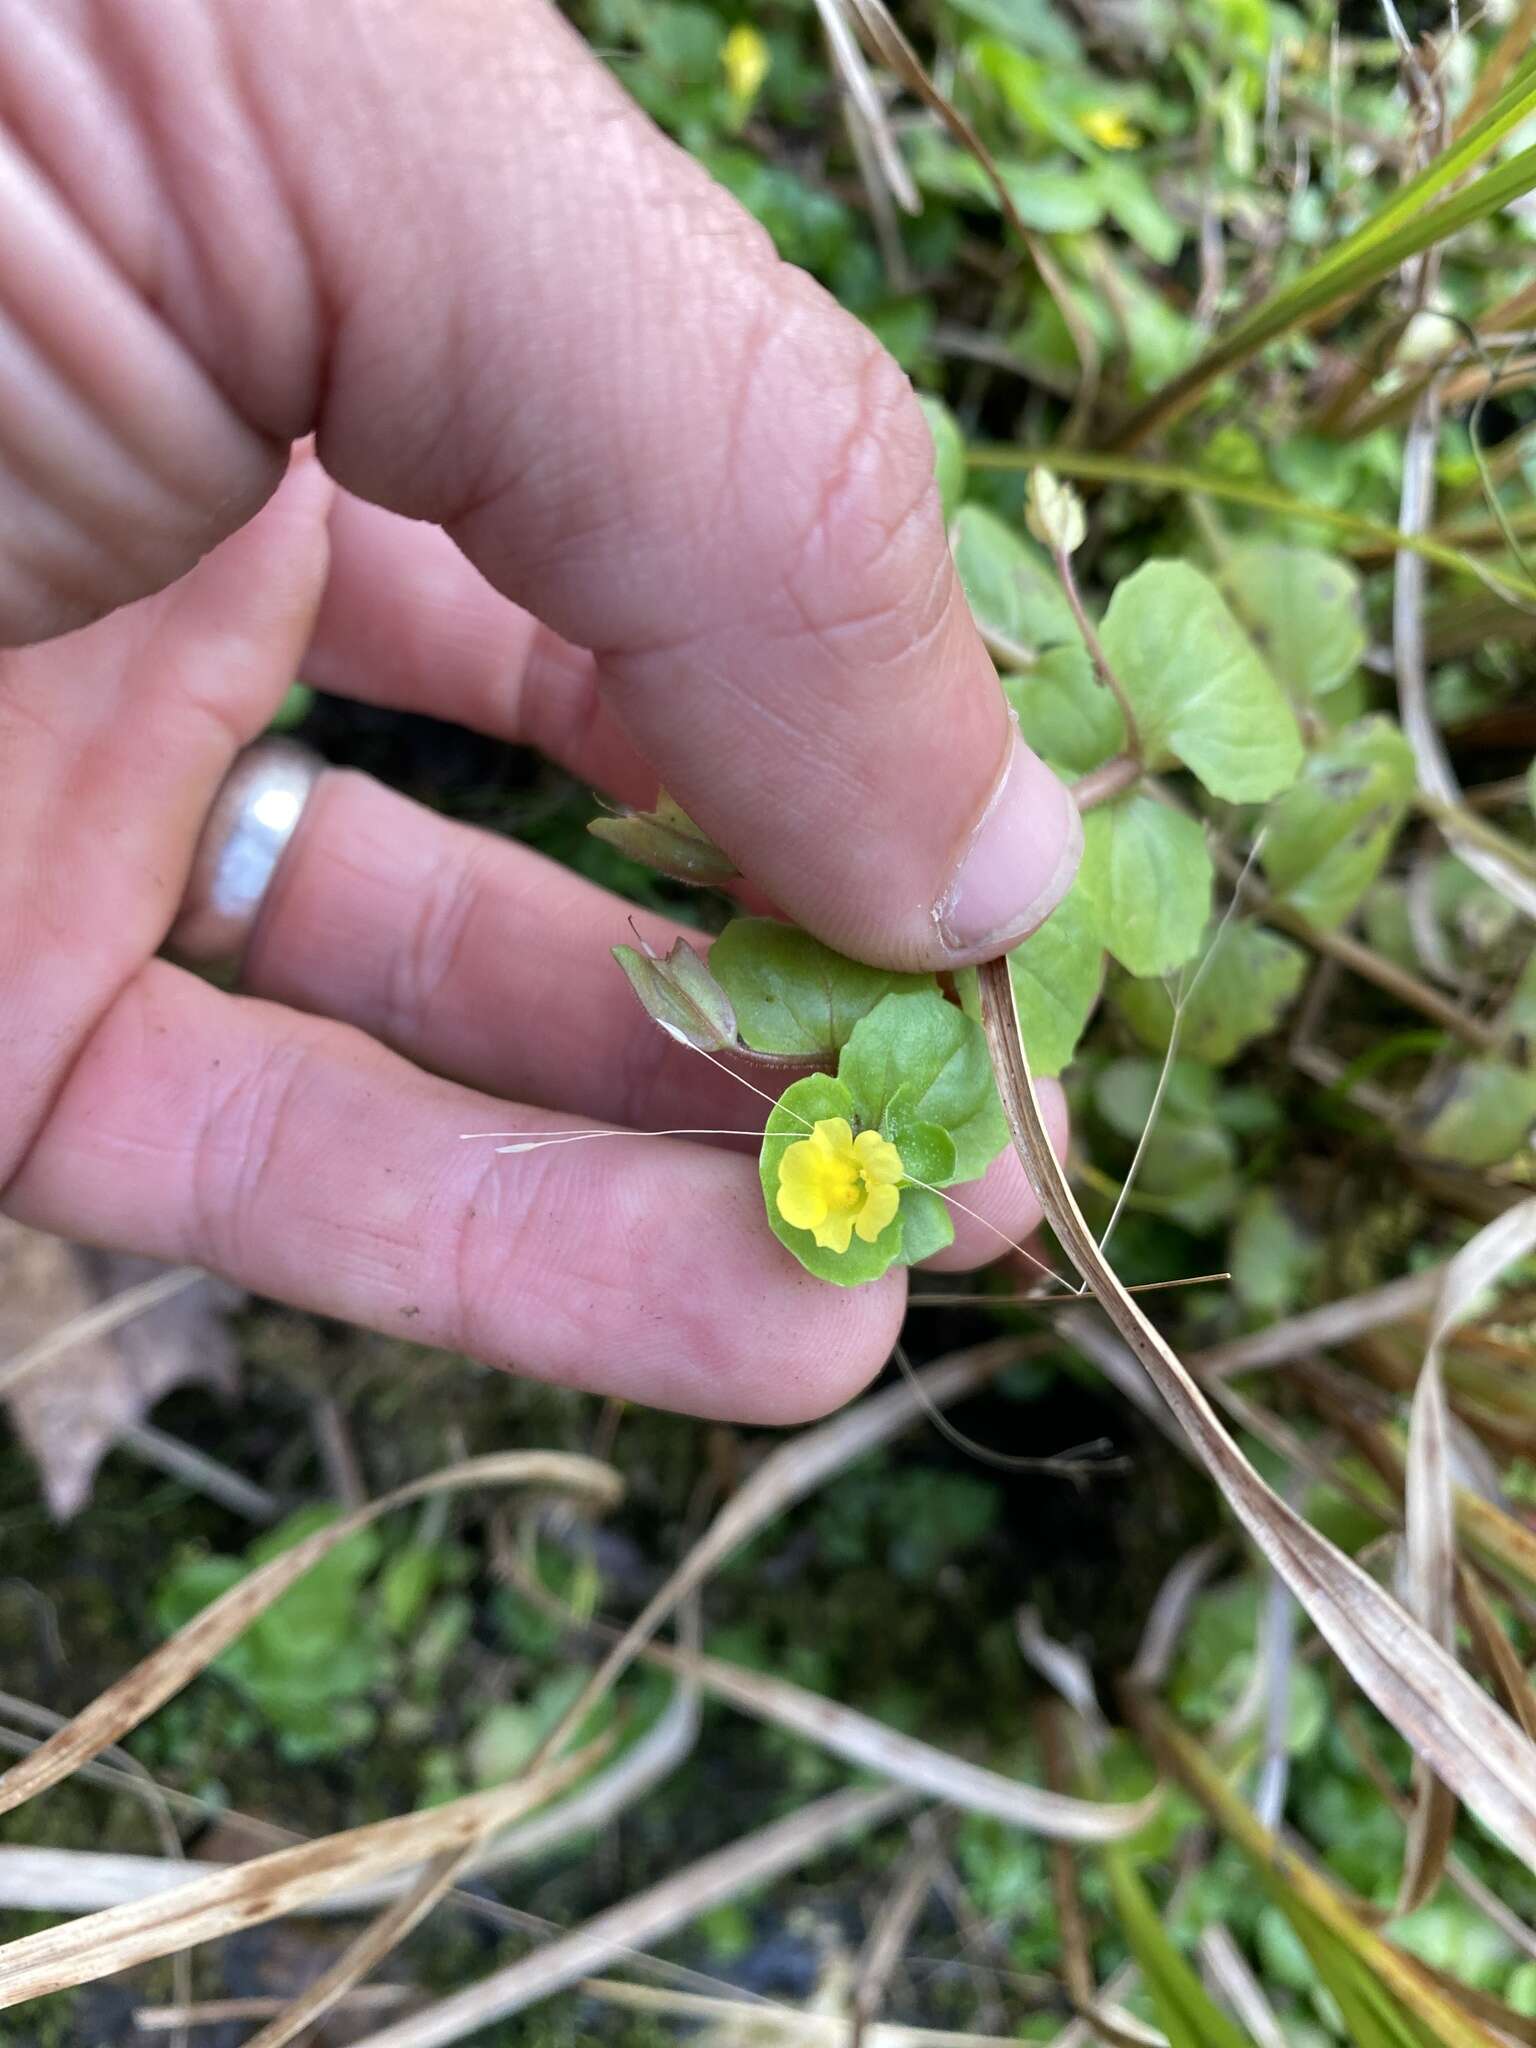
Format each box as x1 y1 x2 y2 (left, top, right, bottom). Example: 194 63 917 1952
1078 793 1213 977
1220 543 1367 698
879 1088 958 1188
1003 646 1124 777
1109 917 1307 1064
951 503 1080 655
1412 1060 1536 1168
1099 561 1304 800
1260 716 1416 931
838 990 1007 1183
711 919 934 1057
1137 1119 1241 1231
1231 1189 1322 1320
1002 880 1105 1077
898 1184 956 1265
1094 1056 1218 1142
758 1073 903 1286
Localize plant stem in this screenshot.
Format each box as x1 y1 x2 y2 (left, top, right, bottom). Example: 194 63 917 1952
968 444 1536 606
1413 790 1536 880
1072 753 1141 810
1052 545 1143 760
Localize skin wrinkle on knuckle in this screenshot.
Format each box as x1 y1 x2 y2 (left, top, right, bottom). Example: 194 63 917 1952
187 1031 316 1278
520 635 605 767
384 840 488 1055
772 333 947 655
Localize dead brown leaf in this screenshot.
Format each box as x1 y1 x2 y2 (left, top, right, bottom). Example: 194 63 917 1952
0 1222 240 1519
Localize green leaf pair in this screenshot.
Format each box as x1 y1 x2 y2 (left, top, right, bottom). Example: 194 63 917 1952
1001 555 1310 984
706 920 1006 1285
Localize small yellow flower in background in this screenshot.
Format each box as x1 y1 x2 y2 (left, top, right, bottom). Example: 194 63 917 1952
776 1118 905 1254
722 23 771 107
1079 107 1141 150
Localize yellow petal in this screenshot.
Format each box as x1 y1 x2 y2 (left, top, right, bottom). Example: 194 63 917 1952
853 1129 905 1185
855 1181 901 1243
778 1138 822 1190
778 1183 828 1231
776 1138 829 1230
812 1117 855 1155
813 1211 858 1253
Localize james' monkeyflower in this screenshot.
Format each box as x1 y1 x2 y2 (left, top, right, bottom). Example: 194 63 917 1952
776 1118 905 1254
721 23 771 105
1079 107 1141 149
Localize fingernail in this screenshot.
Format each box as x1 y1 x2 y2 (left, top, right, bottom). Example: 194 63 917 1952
935 730 1082 958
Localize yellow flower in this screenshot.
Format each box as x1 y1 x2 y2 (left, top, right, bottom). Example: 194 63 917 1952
1079 107 1141 150
776 1118 905 1254
721 24 771 106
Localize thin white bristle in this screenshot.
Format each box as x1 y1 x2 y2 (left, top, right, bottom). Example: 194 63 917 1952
463 1043 1066 1287
491 1127 767 1155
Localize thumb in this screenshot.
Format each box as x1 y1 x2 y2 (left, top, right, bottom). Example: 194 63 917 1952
1 0 1078 965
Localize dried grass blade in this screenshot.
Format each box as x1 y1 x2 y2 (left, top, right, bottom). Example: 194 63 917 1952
1192 1272 1442 1381
134 1989 415 2031
0 1738 604 2010
239 1847 470 2048
1038 1709 1095 2019
1197 1928 1288 2048
1398 1325 1459 1911
647 1642 1157 1840
581 1976 1020 2046
1395 1221 1534 1908
810 0 919 212
1400 1200 1536 1906
347 1785 911 2048
1018 1610 1110 1750
240 1599 699 2046
1131 1543 1228 1691
1395 391 1536 922
1457 1566 1536 1743
978 958 1536 1874
1052 1305 1191 1456
0 1664 699 1917
0 1451 620 1820
851 1815 946 2047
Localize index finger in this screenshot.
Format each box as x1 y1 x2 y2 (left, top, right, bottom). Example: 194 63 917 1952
3 0 1077 968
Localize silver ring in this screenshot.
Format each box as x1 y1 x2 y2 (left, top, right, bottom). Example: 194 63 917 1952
168 738 324 966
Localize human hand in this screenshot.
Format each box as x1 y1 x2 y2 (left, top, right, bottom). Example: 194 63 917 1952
0 0 1078 1421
